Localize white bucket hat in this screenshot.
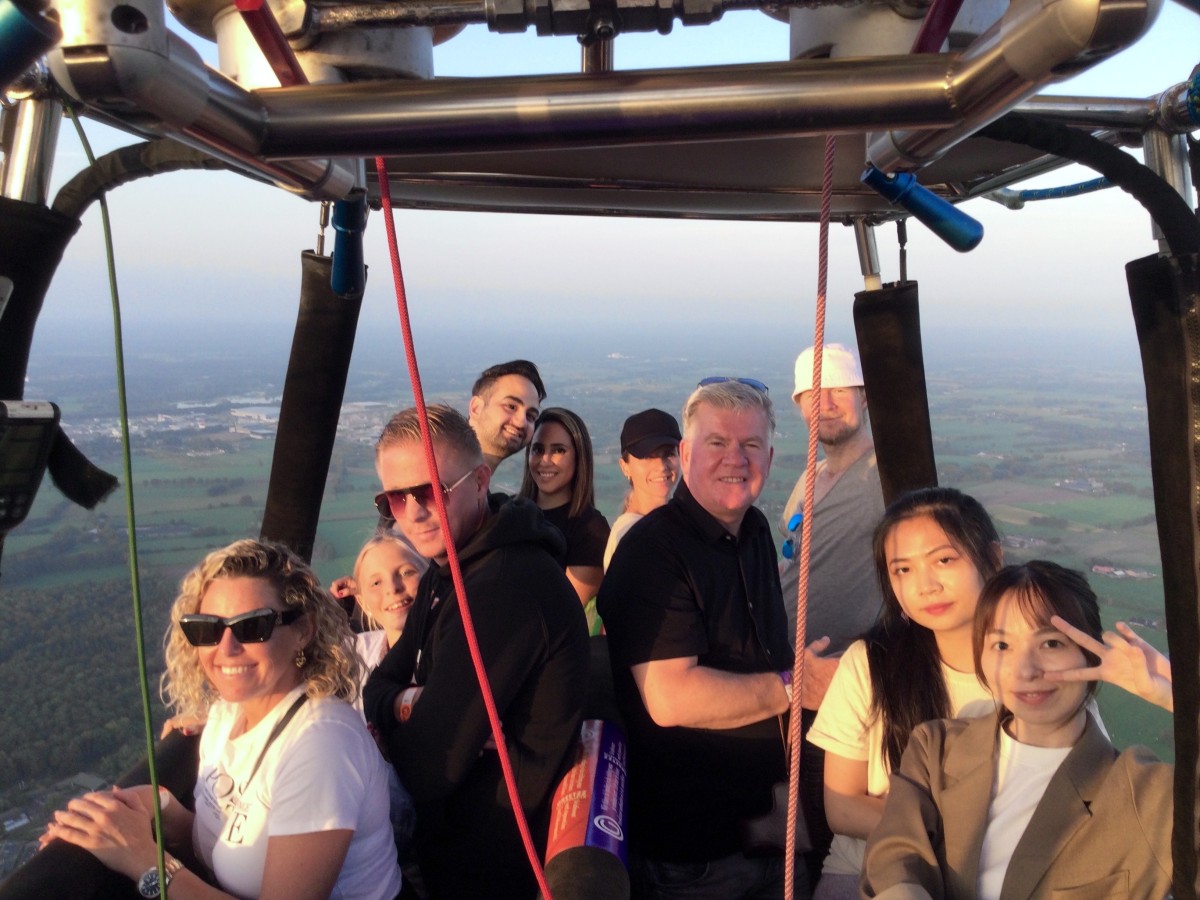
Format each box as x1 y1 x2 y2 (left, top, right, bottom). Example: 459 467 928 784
792 343 864 401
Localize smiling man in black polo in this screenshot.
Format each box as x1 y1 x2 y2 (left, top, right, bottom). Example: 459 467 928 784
598 379 805 900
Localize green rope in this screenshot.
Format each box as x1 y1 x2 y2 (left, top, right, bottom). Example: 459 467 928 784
64 105 169 894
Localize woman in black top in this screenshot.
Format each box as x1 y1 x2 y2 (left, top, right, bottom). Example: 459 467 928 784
519 407 610 629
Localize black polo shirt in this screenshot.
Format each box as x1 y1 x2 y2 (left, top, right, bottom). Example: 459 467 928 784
597 480 795 862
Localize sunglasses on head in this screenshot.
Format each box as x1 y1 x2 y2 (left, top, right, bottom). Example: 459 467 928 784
374 467 476 520
179 608 302 646
697 376 769 394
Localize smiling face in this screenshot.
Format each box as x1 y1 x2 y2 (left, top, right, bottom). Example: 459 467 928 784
356 542 425 644
197 576 309 730
620 444 680 513
680 402 773 533
796 386 867 447
468 374 541 464
528 420 577 508
981 591 1090 747
884 514 986 649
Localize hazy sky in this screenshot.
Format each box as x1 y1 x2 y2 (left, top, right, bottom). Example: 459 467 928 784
28 3 1200 372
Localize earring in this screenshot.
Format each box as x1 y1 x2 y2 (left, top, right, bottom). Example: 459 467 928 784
294 648 307 669
900 611 910 623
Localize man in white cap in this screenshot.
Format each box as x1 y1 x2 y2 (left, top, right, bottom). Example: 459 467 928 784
779 342 882 662
780 343 884 886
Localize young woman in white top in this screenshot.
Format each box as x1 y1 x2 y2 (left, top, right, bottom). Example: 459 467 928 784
807 487 1004 898
602 408 681 571
862 561 1173 899
43 539 403 900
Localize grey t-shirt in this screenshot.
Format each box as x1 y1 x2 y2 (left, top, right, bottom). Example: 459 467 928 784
778 450 884 652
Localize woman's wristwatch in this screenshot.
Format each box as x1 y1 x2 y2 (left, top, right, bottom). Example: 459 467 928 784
137 856 184 898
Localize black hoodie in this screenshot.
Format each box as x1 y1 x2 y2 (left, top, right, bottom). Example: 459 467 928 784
365 495 588 899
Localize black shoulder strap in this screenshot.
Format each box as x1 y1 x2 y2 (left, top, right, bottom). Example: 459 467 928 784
245 693 308 788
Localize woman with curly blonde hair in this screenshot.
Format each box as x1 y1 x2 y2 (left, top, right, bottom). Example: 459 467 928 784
44 539 403 900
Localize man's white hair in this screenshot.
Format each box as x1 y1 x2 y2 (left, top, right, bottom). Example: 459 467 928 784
682 381 776 439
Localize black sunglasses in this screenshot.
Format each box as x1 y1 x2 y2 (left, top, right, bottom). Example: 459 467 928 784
179 608 302 647
697 376 769 393
374 467 475 520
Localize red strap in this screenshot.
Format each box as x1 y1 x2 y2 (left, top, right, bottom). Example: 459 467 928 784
373 156 553 900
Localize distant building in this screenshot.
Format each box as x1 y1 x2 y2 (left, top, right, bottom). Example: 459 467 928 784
1091 565 1156 580
230 406 280 424
59 773 105 793
1003 535 1049 549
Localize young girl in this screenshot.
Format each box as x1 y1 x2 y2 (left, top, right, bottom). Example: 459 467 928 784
862 561 1173 898
603 408 681 571
807 487 1004 898
519 407 610 618
350 532 429 684
347 532 428 885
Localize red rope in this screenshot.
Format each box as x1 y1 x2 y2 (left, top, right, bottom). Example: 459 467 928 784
910 0 966 54
784 133 837 899
373 157 554 900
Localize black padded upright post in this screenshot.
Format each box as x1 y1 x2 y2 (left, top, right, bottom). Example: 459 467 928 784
0 197 116 564
1127 251 1200 900
852 281 938 505
260 251 364 562
0 197 78 399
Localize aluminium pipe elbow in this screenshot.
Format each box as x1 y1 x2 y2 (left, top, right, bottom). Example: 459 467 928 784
867 0 1163 173
45 0 358 200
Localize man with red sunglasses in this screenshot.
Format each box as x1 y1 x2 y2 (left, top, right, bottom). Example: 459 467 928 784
364 403 587 900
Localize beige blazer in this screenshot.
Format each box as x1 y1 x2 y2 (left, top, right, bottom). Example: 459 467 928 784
861 711 1172 900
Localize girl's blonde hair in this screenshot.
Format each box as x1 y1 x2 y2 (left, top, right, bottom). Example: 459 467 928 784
162 539 362 719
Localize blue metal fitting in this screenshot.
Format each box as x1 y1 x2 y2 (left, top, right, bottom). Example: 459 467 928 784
0 0 60 91
860 166 984 253
330 196 368 299
781 512 803 559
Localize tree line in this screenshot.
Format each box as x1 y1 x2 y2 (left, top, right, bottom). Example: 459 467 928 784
0 576 175 802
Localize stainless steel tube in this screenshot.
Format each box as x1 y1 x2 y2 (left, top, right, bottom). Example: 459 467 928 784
0 96 62 204
867 0 1161 171
1143 128 1195 249
256 55 962 159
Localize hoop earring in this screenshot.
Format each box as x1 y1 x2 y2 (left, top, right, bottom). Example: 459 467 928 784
294 648 307 669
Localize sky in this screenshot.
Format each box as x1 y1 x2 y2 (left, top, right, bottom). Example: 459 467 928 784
23 0 1200 372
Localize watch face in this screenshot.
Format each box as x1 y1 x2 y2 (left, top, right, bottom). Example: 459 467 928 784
137 869 161 898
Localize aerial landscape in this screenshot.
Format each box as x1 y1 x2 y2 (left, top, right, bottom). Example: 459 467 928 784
0 324 1172 876
1 0 1196 885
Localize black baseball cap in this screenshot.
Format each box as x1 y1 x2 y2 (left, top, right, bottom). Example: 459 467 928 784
620 409 682 458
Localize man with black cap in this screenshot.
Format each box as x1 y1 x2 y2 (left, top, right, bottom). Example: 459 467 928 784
603 408 682 569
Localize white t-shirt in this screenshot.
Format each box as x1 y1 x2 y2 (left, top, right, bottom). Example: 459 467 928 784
808 640 997 876
603 511 644 571
976 727 1071 899
354 630 389 715
193 686 403 900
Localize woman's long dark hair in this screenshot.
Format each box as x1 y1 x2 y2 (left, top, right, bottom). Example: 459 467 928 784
866 486 1002 772
518 407 596 518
